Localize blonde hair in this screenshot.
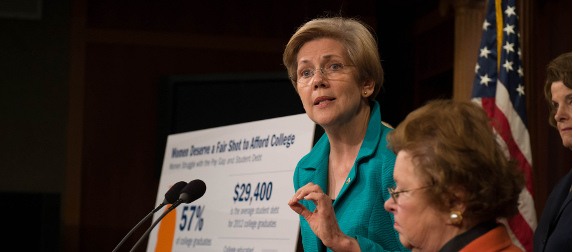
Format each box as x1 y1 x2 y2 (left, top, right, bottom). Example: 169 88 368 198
283 17 383 101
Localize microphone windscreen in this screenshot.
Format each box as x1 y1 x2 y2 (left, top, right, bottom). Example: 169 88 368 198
165 181 188 204
179 179 207 203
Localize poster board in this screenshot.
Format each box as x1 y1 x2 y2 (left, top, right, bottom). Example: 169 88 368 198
155 72 306 178
147 113 315 252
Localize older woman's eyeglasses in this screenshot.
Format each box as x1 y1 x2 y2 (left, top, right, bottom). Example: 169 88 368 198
291 63 355 87
387 185 432 204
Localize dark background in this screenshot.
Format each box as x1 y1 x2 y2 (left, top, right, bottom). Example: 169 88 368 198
0 0 571 251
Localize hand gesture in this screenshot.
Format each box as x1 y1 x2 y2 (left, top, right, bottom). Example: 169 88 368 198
288 182 360 251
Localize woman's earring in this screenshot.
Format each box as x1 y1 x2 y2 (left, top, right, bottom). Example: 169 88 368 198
450 210 463 225
364 91 367 95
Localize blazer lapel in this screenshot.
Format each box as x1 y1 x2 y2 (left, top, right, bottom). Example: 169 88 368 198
550 169 572 229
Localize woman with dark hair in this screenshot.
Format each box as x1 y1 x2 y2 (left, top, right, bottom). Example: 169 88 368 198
385 99 524 251
533 52 572 252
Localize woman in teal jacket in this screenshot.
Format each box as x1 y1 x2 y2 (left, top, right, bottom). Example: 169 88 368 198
283 17 407 252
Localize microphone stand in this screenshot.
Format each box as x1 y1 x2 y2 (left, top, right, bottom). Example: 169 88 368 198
112 203 166 252
129 200 183 252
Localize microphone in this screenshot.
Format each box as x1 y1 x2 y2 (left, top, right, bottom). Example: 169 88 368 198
130 179 207 252
163 181 189 206
173 179 207 207
112 181 187 252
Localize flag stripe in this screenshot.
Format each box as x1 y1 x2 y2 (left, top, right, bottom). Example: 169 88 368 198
475 95 537 224
471 0 536 251
498 218 524 249
517 185 538 230
508 213 534 250
475 96 535 252
480 96 533 193
494 79 533 165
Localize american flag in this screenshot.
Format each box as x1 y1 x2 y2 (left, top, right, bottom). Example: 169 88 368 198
471 0 536 251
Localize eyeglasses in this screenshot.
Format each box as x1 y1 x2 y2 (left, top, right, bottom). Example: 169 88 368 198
387 185 432 204
290 63 355 88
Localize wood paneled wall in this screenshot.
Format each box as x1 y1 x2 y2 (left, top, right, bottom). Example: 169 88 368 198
64 0 572 251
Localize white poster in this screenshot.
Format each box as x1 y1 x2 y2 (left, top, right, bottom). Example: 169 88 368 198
146 113 315 252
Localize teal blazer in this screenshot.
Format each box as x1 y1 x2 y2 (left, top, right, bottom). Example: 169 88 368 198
293 101 408 252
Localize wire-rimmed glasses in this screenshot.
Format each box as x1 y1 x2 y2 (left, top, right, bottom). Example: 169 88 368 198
290 63 355 88
387 185 432 204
